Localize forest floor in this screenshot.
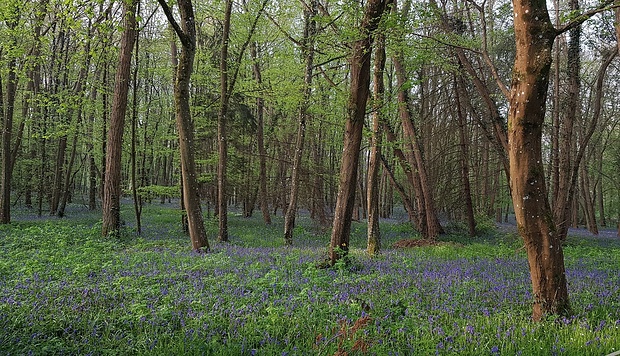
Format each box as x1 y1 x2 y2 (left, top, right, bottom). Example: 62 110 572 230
1 202 619 355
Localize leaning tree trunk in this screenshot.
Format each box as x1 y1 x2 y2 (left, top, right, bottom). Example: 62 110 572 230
508 0 569 321
158 0 210 251
102 0 137 237
329 0 387 266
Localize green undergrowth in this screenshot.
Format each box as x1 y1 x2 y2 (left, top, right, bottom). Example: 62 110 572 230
0 204 619 355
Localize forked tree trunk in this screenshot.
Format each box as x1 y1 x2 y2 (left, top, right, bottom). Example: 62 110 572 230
329 0 387 266
102 0 137 237
158 0 210 251
284 0 317 246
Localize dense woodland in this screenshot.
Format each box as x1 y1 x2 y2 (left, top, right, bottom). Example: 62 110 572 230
1 0 620 321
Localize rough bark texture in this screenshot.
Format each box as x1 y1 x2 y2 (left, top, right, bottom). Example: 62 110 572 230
329 0 386 265
284 0 317 246
102 0 136 237
158 0 209 250
508 0 569 320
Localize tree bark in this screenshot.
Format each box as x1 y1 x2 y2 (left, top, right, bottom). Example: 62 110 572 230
454 75 476 237
367 29 386 257
552 0 581 241
329 0 387 266
284 0 317 246
508 0 569 320
158 0 210 251
393 57 443 239
102 0 137 237
250 42 271 225
217 0 233 242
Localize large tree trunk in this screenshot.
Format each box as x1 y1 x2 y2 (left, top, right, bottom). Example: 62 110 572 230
508 0 569 321
329 0 387 266
102 0 137 237
159 0 210 251
284 0 317 246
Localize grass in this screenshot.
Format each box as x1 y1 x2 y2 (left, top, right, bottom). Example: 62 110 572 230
0 202 619 355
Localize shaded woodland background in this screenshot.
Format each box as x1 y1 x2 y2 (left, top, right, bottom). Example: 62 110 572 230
0 0 618 235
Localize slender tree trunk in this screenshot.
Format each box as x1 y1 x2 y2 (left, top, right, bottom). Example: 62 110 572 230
367 29 386 256
158 0 210 251
553 0 581 241
284 0 317 245
393 57 443 239
579 163 598 234
102 0 137 237
217 0 233 242
329 0 387 266
454 75 476 237
508 0 569 321
131 16 142 234
250 42 271 225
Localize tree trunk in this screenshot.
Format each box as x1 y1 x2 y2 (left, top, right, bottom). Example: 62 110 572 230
367 29 386 256
159 0 210 251
393 57 443 239
454 75 476 237
131 17 142 234
508 0 569 320
329 0 387 266
0 12 20 224
250 42 271 225
284 0 317 246
552 0 581 241
217 0 232 242
102 0 137 237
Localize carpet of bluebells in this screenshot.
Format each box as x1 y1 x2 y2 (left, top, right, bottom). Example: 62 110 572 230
0 204 619 355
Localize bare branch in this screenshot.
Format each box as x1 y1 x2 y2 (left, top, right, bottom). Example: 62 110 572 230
466 0 510 98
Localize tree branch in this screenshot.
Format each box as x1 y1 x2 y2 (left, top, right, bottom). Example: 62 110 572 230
555 0 620 36
156 0 192 49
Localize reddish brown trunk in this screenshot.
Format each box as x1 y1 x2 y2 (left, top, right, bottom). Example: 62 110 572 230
509 0 569 320
329 0 387 265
